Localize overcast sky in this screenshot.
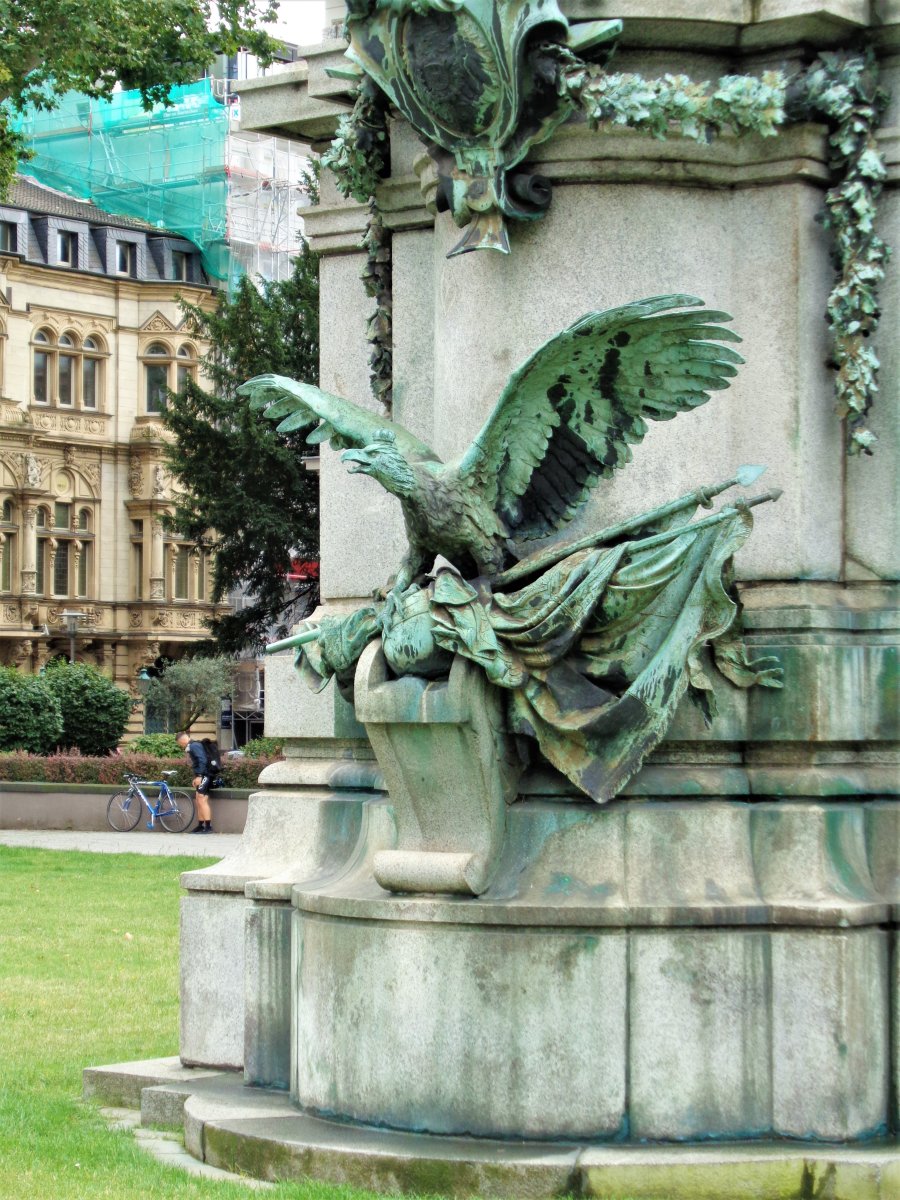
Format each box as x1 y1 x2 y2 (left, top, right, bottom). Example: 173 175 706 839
266 0 328 48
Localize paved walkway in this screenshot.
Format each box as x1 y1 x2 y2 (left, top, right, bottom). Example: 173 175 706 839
0 829 240 856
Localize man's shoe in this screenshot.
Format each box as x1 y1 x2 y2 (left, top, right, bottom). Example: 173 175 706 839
190 825 207 833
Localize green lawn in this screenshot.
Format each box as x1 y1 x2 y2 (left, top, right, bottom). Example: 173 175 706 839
0 847 381 1200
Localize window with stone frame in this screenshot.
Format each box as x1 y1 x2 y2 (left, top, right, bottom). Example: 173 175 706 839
57 230 77 266
142 341 198 414
35 503 94 599
0 498 16 592
32 328 107 408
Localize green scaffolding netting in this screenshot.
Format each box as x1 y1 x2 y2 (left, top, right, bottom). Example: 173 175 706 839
15 81 231 280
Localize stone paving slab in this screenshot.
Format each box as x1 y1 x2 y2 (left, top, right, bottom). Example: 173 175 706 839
99 1106 273 1189
0 828 240 856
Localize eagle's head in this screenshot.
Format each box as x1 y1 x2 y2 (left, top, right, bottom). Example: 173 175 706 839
341 430 417 497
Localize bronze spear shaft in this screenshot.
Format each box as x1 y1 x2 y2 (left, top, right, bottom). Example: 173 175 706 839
492 464 768 588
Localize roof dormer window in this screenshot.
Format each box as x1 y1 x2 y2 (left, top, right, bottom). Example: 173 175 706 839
57 230 76 266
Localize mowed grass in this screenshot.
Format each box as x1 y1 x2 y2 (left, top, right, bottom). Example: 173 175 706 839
0 847 385 1200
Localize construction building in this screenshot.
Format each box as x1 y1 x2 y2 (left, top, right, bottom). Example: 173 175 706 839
15 75 310 290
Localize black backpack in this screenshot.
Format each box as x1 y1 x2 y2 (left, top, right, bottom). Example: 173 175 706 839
201 738 222 774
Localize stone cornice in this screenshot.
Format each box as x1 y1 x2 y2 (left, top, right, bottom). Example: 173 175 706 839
236 8 900 148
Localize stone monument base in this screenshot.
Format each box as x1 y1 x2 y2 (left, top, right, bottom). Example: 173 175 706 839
82 1058 899 1199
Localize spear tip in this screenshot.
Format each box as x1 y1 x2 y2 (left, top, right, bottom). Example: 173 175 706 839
735 464 767 486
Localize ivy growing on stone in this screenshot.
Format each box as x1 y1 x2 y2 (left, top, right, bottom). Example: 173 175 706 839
787 50 890 455
322 78 393 412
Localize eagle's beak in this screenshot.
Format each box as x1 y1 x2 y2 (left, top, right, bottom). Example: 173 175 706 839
341 447 374 474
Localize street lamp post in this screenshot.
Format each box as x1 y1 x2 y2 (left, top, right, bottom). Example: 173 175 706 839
59 610 85 664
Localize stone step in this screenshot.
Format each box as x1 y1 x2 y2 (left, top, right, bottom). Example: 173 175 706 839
84 1058 900 1199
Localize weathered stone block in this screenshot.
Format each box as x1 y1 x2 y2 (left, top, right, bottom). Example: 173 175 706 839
244 903 292 1090
629 930 771 1139
293 912 627 1139
180 892 248 1069
771 930 890 1139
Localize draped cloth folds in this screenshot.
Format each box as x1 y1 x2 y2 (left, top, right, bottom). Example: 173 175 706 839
292 504 776 803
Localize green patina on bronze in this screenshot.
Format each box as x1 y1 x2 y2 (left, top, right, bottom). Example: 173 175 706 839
249 294 782 802
324 3 890 448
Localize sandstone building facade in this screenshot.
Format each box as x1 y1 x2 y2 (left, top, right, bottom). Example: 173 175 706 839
0 177 222 734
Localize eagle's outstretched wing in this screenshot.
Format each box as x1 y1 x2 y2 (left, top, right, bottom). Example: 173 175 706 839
455 296 744 543
240 374 440 463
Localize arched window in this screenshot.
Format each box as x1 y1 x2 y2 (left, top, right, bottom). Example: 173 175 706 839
143 342 171 414
0 498 15 592
82 337 103 409
77 508 91 531
31 328 106 408
176 343 197 392
58 332 77 406
33 328 52 403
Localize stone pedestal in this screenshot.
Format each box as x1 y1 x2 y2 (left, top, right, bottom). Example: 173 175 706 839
291 795 895 1142
165 1 900 1187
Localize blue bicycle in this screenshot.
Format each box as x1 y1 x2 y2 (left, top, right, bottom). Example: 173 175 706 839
106 771 195 833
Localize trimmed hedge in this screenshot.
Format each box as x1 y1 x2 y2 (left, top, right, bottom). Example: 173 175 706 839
0 751 282 789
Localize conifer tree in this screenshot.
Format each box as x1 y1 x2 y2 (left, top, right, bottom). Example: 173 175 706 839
162 245 319 653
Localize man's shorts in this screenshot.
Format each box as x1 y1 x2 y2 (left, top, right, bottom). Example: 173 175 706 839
196 775 212 796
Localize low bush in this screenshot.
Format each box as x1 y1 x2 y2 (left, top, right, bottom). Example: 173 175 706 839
0 752 281 788
239 736 284 758
127 733 183 758
42 660 133 755
0 669 63 753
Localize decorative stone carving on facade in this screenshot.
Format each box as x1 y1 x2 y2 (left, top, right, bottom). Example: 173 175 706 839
29 307 115 336
9 639 33 667
48 603 100 629
0 399 28 427
63 444 75 466
139 311 178 335
152 465 167 498
129 609 143 628
23 452 41 488
22 506 36 530
149 580 165 600
153 609 172 628
128 456 144 498
135 640 161 670
32 413 56 431
177 610 194 629
2 602 18 623
20 570 36 593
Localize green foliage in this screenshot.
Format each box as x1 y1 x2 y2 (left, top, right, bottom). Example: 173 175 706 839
321 77 390 205
0 669 62 753
128 732 184 758
0 1 279 200
162 247 320 652
40 660 132 755
0 749 281 787
322 81 393 412
556 54 787 141
788 50 890 454
240 735 284 758
143 656 234 729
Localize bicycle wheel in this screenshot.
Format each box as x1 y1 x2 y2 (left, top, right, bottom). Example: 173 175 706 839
106 791 143 832
159 790 195 833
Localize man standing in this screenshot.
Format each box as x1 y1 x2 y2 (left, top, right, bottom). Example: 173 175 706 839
177 731 213 834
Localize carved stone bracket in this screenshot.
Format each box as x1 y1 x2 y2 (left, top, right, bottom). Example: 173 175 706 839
354 642 522 896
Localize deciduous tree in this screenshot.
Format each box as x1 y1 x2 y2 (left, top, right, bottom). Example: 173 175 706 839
0 0 278 196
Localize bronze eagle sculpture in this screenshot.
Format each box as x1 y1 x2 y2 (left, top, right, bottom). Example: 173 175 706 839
239 294 744 596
